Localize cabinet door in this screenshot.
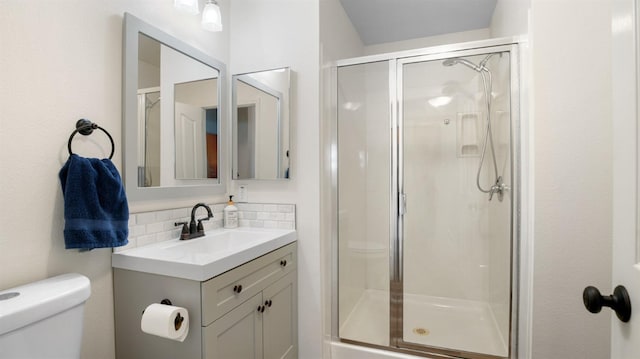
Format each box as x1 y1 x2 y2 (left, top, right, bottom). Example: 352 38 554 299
262 271 297 359
204 293 263 359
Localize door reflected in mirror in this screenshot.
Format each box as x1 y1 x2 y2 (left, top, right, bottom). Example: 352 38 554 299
232 68 291 180
136 33 220 188
174 79 218 180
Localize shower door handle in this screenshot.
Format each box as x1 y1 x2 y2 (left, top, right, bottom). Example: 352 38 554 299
583 285 631 322
399 193 407 215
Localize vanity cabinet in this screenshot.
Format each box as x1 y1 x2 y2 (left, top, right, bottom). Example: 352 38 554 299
113 242 297 359
204 271 296 359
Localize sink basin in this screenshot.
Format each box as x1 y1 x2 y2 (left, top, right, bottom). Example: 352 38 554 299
112 228 296 281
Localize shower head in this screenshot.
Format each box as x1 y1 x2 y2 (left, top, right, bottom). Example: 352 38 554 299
442 58 483 72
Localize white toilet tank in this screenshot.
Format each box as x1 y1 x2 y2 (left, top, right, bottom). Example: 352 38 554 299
0 273 91 359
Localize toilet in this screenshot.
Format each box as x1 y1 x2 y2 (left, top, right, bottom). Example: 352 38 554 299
0 273 91 359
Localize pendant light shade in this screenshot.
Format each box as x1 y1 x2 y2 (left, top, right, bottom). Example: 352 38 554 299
174 0 199 15
202 0 223 32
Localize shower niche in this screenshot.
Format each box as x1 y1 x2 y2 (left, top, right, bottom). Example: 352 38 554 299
334 42 519 359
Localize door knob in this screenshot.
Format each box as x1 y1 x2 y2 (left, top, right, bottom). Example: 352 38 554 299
583 285 631 322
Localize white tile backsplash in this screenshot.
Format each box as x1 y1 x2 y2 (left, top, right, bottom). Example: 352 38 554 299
115 202 296 252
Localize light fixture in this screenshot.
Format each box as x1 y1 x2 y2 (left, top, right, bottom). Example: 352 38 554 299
202 0 223 32
174 0 200 15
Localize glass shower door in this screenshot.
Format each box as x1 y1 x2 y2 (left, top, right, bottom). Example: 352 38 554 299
336 60 392 347
398 50 513 358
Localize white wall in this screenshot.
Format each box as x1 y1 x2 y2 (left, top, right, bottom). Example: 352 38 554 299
490 0 531 38
319 0 364 61
530 0 612 358
229 0 321 357
363 29 491 56
0 1 229 358
318 0 365 354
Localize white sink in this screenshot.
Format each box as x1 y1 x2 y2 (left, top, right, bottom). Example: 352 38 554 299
112 228 296 281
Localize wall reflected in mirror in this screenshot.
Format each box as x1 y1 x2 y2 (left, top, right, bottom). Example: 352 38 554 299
232 68 290 180
136 33 220 187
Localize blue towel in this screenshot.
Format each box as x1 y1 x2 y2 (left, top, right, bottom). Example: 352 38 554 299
59 154 129 250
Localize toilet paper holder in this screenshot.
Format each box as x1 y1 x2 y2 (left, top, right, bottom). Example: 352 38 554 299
141 299 185 331
159 299 184 331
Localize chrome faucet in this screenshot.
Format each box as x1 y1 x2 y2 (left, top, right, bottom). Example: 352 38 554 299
175 203 213 240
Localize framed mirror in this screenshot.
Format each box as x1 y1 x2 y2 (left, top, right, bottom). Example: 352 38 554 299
232 68 291 180
123 13 226 202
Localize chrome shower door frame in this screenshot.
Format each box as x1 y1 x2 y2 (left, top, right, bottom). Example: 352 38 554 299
331 39 521 359
394 43 520 359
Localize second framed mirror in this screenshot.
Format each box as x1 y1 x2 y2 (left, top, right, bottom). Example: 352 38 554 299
232 68 291 180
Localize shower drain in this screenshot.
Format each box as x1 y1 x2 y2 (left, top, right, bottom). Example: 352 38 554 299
412 327 430 336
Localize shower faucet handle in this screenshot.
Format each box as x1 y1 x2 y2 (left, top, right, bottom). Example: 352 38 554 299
488 177 505 202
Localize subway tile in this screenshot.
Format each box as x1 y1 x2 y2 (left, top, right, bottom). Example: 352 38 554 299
129 224 146 237
146 222 164 234
277 221 295 230
247 204 264 211
211 219 223 228
236 203 250 211
263 204 278 212
157 230 178 242
250 220 264 228
278 205 295 213
136 212 157 225
155 210 174 221
128 202 296 248
264 212 282 220
264 221 278 229
115 237 137 252
137 234 157 247
243 212 257 220
211 212 223 221
172 208 190 219
203 221 216 231
165 220 184 231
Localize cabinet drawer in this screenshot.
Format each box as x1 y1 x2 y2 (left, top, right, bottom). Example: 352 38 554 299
202 242 297 326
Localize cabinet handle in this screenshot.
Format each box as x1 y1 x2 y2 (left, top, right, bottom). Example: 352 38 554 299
233 285 243 293
257 305 265 313
265 300 272 307
280 260 287 267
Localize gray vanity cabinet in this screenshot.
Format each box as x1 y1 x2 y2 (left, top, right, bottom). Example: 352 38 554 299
113 242 297 359
204 271 297 359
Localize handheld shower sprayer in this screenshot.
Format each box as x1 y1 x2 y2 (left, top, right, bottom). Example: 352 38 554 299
442 58 483 72
442 53 505 201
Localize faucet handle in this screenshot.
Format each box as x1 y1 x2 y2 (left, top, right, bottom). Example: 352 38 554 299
175 222 189 235
197 218 210 232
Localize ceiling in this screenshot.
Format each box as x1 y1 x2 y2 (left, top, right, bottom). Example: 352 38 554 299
339 0 498 45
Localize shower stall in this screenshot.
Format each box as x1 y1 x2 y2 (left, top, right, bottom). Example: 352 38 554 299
137 88 161 187
333 41 520 359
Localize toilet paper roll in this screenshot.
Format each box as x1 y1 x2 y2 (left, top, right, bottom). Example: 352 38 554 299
141 303 189 342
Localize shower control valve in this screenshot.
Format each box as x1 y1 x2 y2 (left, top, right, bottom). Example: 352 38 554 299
489 177 505 202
